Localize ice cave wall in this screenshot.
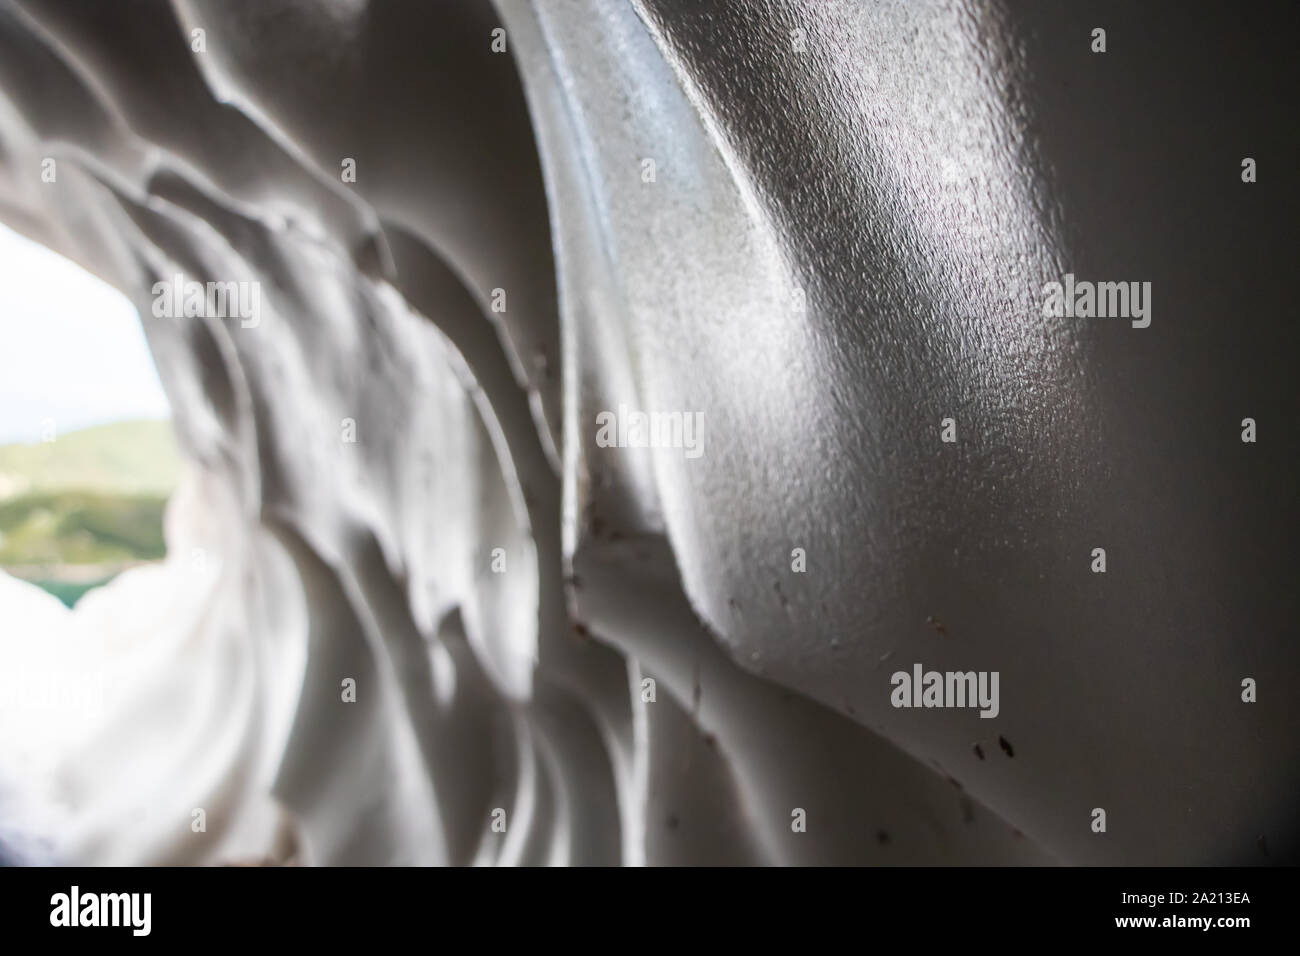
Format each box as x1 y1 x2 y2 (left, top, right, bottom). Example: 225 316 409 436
0 0 1295 865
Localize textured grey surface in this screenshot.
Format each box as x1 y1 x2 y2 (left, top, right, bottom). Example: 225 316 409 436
0 0 1294 864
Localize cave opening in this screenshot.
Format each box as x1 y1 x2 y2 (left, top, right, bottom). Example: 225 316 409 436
0 221 178 607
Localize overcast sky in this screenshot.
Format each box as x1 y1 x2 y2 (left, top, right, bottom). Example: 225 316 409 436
0 223 170 445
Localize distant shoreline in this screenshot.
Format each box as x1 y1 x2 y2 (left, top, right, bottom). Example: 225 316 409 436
3 561 159 608
4 561 151 584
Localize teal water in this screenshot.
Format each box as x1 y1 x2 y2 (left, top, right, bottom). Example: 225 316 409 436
32 576 111 608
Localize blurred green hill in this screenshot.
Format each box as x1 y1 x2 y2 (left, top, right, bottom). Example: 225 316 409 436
0 421 179 602
0 419 180 497
0 490 167 565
